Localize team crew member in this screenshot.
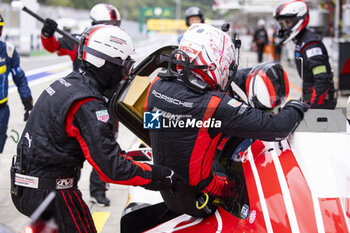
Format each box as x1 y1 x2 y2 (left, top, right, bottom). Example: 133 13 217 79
0 13 32 153
146 24 308 218
252 19 269 63
274 0 336 109
178 6 204 43
40 3 122 206
11 25 179 233
41 3 121 71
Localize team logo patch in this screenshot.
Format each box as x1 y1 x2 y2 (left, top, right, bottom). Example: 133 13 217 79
96 110 110 123
56 178 74 189
306 47 322 58
227 98 242 108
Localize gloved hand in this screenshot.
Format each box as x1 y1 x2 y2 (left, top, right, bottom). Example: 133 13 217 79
143 165 184 191
22 96 33 121
42 18 58 38
283 99 309 117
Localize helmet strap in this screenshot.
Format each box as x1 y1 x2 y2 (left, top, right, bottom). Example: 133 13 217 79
159 49 212 93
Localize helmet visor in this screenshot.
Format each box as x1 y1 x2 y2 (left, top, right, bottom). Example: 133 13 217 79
277 18 297 31
83 45 135 76
92 20 121 27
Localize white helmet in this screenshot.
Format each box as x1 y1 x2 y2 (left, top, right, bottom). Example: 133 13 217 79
90 3 121 26
246 62 289 110
78 25 135 75
273 0 309 44
257 19 266 27
178 23 235 90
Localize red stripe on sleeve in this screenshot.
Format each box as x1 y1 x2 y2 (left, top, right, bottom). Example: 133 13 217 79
65 98 152 186
57 48 76 62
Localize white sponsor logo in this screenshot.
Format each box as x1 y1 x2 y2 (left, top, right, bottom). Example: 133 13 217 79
152 90 193 108
56 178 74 189
241 204 250 219
249 210 257 224
59 78 72 87
24 132 32 148
15 173 39 189
45 86 55 96
306 47 322 58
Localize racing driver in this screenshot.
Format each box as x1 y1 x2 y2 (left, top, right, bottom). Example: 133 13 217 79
145 23 309 217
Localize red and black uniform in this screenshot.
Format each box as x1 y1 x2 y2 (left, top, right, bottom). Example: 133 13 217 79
12 71 158 232
41 34 81 71
41 32 110 199
294 28 336 109
145 76 304 217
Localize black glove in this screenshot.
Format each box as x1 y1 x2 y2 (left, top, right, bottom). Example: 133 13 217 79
42 18 57 38
283 100 309 117
143 165 184 191
22 96 33 121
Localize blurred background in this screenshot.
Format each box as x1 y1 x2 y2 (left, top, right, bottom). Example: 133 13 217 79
0 0 349 92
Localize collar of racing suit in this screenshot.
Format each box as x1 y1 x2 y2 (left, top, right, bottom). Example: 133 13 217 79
80 61 122 99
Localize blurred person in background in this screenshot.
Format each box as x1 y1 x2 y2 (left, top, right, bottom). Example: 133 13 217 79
274 0 336 109
0 13 33 154
178 6 204 43
40 3 122 207
11 25 181 233
252 19 268 63
272 25 282 62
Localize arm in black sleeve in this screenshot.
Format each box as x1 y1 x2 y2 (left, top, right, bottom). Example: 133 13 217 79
67 98 178 191
69 98 154 186
213 95 304 141
302 43 333 106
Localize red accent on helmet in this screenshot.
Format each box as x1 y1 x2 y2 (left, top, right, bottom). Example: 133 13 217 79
82 25 105 60
259 70 277 108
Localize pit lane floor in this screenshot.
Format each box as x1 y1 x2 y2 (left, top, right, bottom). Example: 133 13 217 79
0 39 349 233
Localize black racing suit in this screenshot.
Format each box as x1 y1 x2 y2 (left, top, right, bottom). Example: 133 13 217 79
11 71 162 232
294 28 336 109
42 32 107 199
145 76 304 217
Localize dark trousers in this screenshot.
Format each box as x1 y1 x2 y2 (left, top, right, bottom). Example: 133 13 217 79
0 105 9 153
12 187 97 233
257 44 265 63
90 168 108 196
